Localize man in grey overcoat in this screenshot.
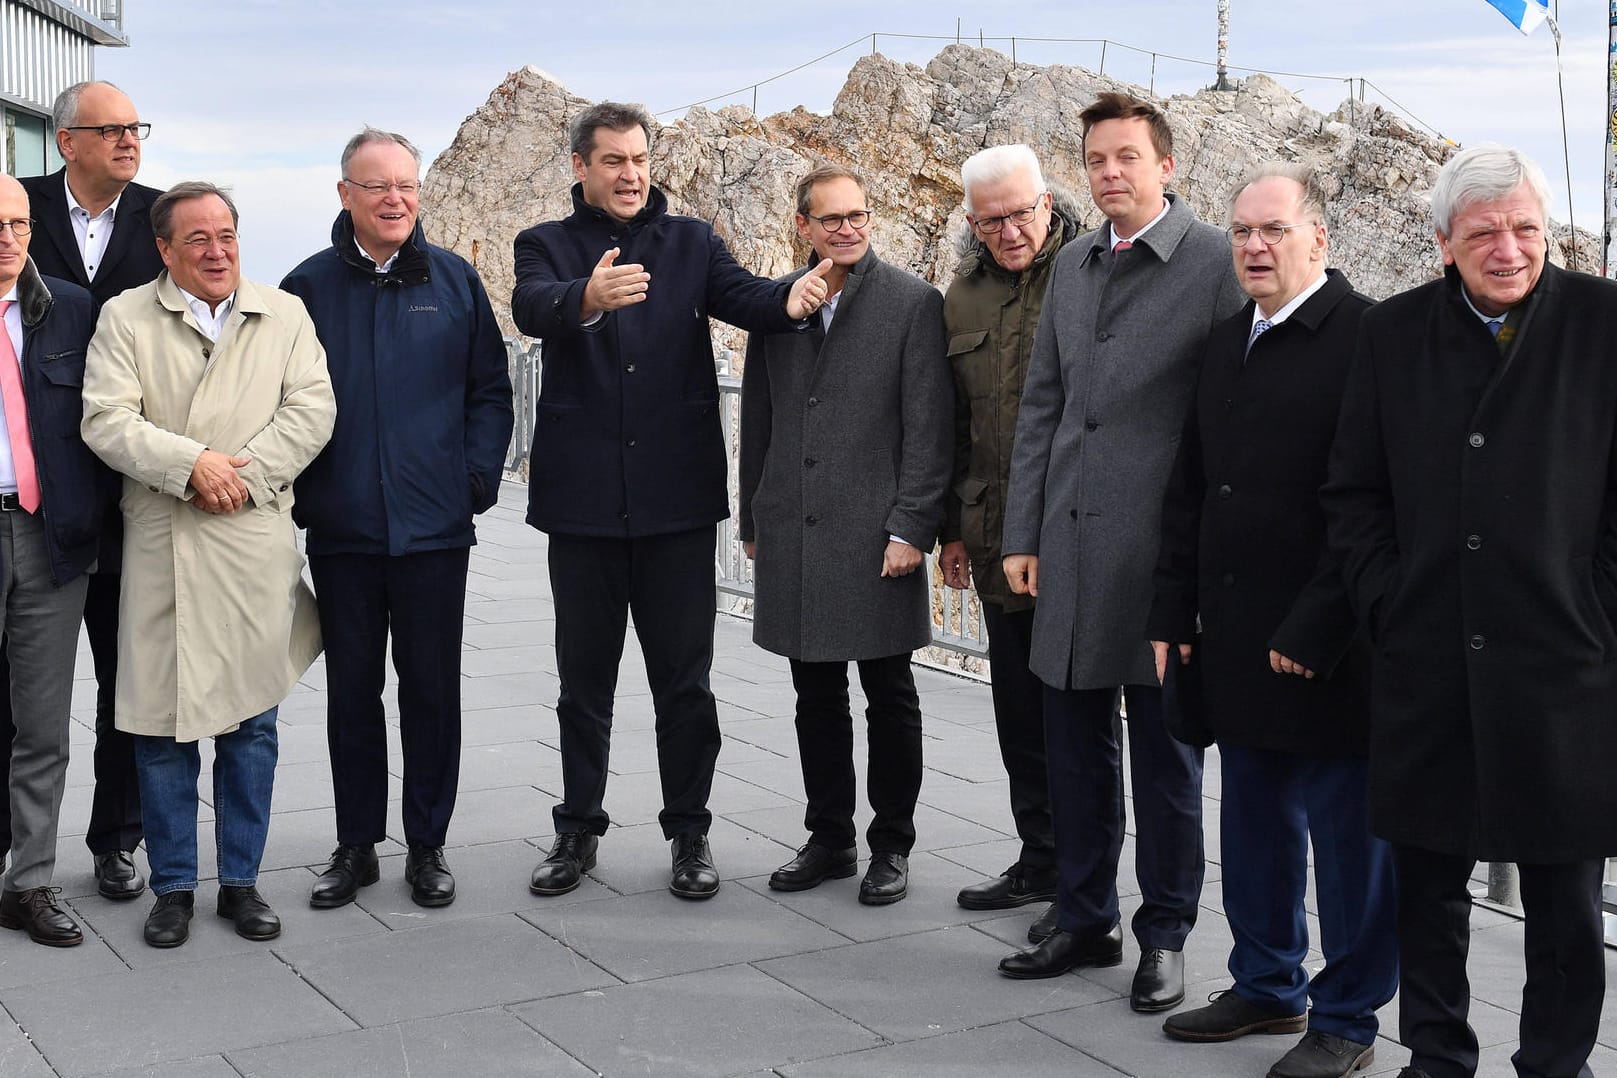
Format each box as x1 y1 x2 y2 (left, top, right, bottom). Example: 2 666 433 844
739 164 950 906
998 93 1243 1006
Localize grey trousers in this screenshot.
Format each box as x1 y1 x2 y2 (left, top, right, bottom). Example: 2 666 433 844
0 508 87 890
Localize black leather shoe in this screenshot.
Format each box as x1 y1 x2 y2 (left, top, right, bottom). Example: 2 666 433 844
309 843 379 909
216 885 281 941
1267 1031 1376 1078
405 845 455 907
0 886 82 947
1027 902 1058 943
1163 989 1307 1041
768 843 857 892
669 833 720 899
93 851 146 901
998 922 1123 979
143 890 194 948
529 832 598 896
1131 946 1186 1011
957 862 1056 910
858 851 909 905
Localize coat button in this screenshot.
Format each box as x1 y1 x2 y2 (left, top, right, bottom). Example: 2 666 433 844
619 511 629 520
1218 484 1232 499
1069 508 1077 520
625 363 635 373
804 515 818 525
1466 534 1482 550
803 458 816 467
807 397 820 408
1095 330 1110 342
1470 634 1486 650
1085 419 1099 431
626 439 636 447
1221 572 1235 586
1468 432 1485 448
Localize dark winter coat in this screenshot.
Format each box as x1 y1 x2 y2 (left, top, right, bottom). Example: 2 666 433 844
941 192 1079 611
282 213 514 556
1149 270 1371 756
1323 261 1617 861
511 184 798 538
738 250 951 661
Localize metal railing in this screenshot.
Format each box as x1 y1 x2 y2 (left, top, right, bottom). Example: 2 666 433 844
503 338 988 666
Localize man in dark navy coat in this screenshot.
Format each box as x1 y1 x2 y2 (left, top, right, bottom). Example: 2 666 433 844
283 128 513 910
511 102 829 900
1149 164 1396 1078
1325 145 1617 1078
12 81 163 902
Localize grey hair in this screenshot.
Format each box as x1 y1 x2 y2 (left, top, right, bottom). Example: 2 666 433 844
569 101 653 162
960 145 1046 213
151 181 239 241
1229 161 1327 223
50 80 127 132
1431 145 1552 237
340 127 421 174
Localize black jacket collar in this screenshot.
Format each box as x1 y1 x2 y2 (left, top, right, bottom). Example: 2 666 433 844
15 258 54 328
568 182 668 230
331 210 431 286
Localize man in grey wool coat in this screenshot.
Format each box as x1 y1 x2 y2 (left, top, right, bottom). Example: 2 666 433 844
997 92 1243 1007
739 164 951 907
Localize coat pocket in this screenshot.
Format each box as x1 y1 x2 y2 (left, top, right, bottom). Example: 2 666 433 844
953 475 990 556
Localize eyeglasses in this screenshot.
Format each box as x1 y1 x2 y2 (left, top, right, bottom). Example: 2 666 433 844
344 179 420 196
65 123 151 142
1227 222 1317 248
0 219 33 237
803 209 871 231
971 194 1047 235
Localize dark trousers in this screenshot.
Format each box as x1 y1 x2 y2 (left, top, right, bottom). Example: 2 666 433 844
1394 845 1605 1078
0 568 140 859
1043 682 1204 948
788 653 922 854
1220 745 1398 1043
308 549 468 848
980 603 1053 870
547 526 720 840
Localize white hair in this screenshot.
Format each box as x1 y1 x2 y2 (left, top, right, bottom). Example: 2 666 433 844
1431 144 1552 237
961 145 1046 214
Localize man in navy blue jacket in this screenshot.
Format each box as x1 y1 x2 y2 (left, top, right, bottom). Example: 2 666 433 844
282 129 513 910
0 174 112 946
512 101 829 900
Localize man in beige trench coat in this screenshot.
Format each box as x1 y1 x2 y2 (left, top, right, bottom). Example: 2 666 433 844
81 181 334 949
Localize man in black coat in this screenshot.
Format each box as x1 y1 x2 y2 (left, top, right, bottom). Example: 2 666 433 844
1149 164 1396 1078
511 102 828 901
1325 145 1616 1078
11 81 162 902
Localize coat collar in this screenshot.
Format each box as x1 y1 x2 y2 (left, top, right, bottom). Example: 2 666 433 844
1440 258 1561 317
14 258 54 327
1079 192 1196 268
952 183 1082 280
330 210 431 285
155 271 273 322
1280 267 1354 333
568 182 669 231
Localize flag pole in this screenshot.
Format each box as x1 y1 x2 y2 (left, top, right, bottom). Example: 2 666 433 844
1546 15 1579 270
1607 1 1617 275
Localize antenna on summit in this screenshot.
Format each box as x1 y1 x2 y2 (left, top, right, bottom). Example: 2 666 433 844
1213 0 1235 90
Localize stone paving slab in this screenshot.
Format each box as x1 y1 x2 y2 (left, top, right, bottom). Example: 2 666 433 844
778 1018 1121 1078
0 1015 55 1078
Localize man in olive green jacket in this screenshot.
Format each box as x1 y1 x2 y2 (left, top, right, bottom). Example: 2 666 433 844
940 145 1077 927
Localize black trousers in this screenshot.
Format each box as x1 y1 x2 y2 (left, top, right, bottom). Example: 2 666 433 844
0 569 140 858
788 653 923 854
980 602 1053 870
1043 683 1205 948
1394 845 1605 1078
308 549 469 848
547 526 720 840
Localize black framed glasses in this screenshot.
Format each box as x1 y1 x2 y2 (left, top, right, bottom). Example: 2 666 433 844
803 209 871 231
971 194 1047 235
1226 222 1316 248
65 123 151 142
343 179 420 196
0 219 33 237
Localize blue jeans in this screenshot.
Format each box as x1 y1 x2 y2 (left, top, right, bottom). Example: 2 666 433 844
134 707 278 895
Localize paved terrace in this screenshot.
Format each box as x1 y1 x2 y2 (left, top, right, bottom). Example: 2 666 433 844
1 484 1613 1078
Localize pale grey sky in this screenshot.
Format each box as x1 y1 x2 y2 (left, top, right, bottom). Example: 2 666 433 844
97 0 1610 281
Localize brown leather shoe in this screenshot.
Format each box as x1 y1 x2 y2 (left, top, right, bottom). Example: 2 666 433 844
0 886 83 947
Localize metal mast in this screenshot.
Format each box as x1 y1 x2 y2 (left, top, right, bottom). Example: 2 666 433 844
1215 0 1234 89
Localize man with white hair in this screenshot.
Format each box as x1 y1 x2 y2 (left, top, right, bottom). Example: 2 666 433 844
939 144 1077 928
1325 144 1617 1078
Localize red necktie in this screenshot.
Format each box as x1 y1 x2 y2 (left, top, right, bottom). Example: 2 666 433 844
1114 240 1133 252
0 302 40 513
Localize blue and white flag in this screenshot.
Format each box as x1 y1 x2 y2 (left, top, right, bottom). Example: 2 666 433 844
1483 0 1550 33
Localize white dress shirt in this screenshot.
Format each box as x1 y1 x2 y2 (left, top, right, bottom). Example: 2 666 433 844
179 287 236 343
65 175 120 282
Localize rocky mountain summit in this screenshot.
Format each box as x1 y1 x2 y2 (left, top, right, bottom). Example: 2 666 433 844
422 43 1593 346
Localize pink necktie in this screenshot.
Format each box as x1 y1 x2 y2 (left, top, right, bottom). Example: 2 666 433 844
0 302 40 513
1113 240 1133 252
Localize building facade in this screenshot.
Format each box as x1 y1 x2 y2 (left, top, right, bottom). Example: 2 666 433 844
0 0 127 177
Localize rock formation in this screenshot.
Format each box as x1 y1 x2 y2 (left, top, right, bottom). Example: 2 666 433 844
423 43 1596 348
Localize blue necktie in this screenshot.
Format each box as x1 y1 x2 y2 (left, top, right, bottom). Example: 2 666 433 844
1247 319 1273 356
1487 319 1502 337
